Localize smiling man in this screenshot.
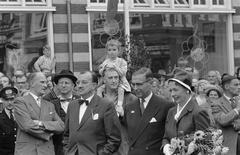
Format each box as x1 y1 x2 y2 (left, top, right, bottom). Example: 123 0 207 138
13 72 64 155
43 69 79 155
63 71 121 155
101 67 137 155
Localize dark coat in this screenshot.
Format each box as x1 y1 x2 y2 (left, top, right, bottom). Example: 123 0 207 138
63 94 122 155
0 109 17 155
162 98 210 147
122 93 173 155
43 91 79 155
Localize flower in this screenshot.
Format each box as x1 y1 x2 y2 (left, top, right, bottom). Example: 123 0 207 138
187 141 196 154
193 130 205 140
169 128 228 155
221 147 229 154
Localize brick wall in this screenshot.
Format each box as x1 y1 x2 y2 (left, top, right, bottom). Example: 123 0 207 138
52 0 89 73
233 0 240 67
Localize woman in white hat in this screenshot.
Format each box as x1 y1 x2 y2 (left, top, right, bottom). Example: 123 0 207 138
162 68 210 155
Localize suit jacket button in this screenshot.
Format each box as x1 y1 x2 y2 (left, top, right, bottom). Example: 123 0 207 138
145 147 149 150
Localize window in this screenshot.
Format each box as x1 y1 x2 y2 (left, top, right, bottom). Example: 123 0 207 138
89 13 228 75
194 0 206 5
30 13 47 38
212 0 224 5
0 13 49 76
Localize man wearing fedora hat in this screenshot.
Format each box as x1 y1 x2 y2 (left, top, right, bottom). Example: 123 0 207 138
212 75 240 155
0 86 18 155
43 69 79 155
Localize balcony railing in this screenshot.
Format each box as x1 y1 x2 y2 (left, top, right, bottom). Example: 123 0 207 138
0 0 48 6
0 0 55 12
87 0 234 13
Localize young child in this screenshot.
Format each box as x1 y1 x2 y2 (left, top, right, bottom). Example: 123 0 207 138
34 45 55 74
98 39 131 114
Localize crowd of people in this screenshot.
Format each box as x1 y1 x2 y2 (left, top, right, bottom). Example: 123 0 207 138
0 39 240 155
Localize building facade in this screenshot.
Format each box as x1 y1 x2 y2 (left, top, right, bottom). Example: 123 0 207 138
0 0 239 77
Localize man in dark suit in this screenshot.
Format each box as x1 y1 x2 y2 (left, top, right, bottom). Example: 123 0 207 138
0 86 18 155
43 70 79 155
63 71 121 155
122 67 173 155
14 72 65 155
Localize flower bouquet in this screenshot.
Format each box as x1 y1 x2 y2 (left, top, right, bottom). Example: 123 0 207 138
169 128 229 155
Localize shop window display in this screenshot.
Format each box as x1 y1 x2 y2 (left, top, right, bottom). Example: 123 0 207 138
0 13 48 77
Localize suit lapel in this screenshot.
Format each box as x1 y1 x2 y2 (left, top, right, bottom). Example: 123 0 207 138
220 96 232 112
78 95 99 130
130 94 161 145
26 95 41 118
51 98 61 114
70 100 81 131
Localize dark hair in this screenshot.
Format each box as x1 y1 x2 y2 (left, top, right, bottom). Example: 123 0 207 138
132 67 153 80
236 68 240 78
206 89 221 98
80 71 98 83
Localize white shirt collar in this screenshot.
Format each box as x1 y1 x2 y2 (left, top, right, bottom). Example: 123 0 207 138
29 92 39 101
223 94 231 102
84 94 94 103
58 94 73 100
175 96 192 121
140 92 153 108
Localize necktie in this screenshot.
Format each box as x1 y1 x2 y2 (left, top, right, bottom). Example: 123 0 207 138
230 98 237 109
9 109 14 121
79 99 89 106
140 98 145 115
37 97 41 107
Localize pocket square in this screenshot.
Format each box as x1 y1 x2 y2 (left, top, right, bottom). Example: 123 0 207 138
92 113 99 120
149 117 157 123
49 112 54 115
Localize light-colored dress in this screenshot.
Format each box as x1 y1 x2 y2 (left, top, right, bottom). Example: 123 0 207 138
34 55 55 73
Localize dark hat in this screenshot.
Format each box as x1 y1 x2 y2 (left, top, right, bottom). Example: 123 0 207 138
0 86 18 100
168 68 192 91
221 75 238 86
53 70 77 86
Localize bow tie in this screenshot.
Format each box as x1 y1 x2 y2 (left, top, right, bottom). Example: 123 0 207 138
79 99 89 106
60 98 72 102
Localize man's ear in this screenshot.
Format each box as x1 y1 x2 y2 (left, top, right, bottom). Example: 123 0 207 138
224 83 230 90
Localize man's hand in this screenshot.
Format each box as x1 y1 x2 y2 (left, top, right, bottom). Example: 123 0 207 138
115 105 124 117
33 120 45 129
233 119 240 131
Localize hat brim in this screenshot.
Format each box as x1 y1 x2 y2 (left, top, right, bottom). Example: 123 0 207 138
53 74 77 85
0 86 18 98
168 78 192 91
